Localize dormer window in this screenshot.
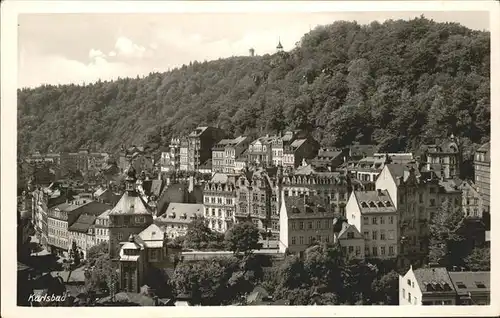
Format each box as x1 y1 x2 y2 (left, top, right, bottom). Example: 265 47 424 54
361 202 368 208
377 202 385 208
369 202 377 208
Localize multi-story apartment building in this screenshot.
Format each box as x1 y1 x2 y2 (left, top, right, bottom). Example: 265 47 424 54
155 203 204 239
186 126 227 171
279 195 335 254
282 137 320 169
375 164 462 267
247 135 275 167
179 138 189 171
399 266 490 305
270 130 306 167
457 180 483 218
224 136 250 174
118 224 175 293
47 199 110 255
423 135 461 180
94 209 111 244
235 168 276 238
169 138 182 172
68 214 98 259
203 174 238 232
474 142 490 214
108 166 154 260
212 139 233 173
280 169 361 218
346 189 398 260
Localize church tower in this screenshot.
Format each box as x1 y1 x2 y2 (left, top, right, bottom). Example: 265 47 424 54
108 164 153 260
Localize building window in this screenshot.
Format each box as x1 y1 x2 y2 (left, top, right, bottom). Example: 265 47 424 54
291 221 296 230
372 217 378 225
380 230 386 240
363 217 369 225
372 231 378 240
299 236 304 244
408 292 411 302
355 246 361 255
150 250 157 260
380 216 385 224
389 246 394 256
117 233 123 241
365 247 370 256
388 230 395 240
291 237 296 244
372 246 378 256
430 198 435 206
299 221 304 230
364 231 369 239
381 246 386 256
308 221 313 229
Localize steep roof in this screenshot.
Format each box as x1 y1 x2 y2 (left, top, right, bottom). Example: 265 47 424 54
337 223 363 240
412 267 456 294
290 139 307 148
138 223 165 242
97 209 111 219
109 192 151 215
156 203 203 224
68 214 97 233
150 179 164 197
283 195 335 219
354 190 396 214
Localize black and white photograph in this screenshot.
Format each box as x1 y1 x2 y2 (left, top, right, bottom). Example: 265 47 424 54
1 0 499 317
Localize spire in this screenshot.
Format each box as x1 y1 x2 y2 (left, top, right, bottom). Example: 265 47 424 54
276 37 283 52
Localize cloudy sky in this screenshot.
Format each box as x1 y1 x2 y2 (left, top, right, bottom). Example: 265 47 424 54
18 11 490 88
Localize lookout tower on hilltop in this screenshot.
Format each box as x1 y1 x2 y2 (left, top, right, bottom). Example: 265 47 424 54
276 38 283 53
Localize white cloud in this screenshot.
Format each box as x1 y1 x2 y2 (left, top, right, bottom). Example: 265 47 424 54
108 51 117 57
88 48 105 59
114 36 146 58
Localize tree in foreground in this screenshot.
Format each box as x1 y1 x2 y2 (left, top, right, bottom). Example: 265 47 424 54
464 247 490 271
428 199 465 267
86 241 109 266
85 254 119 296
183 218 213 250
371 270 399 305
224 221 262 256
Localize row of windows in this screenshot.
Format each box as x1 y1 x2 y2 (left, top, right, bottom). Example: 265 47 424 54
96 228 109 236
290 219 333 231
206 208 234 218
205 197 234 205
95 218 108 226
291 235 331 245
48 218 66 228
363 216 394 225
49 228 67 237
110 216 146 226
365 245 395 256
341 245 362 256
284 190 347 200
363 230 396 241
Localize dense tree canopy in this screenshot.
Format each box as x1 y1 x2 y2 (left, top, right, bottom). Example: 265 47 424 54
18 17 490 156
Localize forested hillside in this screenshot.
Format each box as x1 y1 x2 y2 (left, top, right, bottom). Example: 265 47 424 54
17 16 490 156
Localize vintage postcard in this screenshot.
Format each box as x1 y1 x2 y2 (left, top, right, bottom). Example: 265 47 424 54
1 1 499 317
